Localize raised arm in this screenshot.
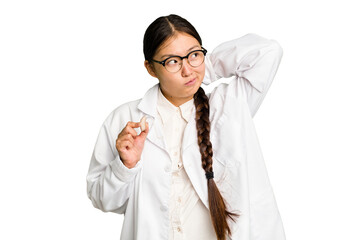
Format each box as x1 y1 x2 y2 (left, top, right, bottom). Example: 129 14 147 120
204 33 283 117
86 117 143 214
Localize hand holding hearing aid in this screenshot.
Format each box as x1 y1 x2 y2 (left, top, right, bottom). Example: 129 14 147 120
116 117 149 169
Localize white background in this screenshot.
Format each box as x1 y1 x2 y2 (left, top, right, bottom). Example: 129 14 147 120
1 0 359 239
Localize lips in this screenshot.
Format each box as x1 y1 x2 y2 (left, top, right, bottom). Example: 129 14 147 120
185 78 196 86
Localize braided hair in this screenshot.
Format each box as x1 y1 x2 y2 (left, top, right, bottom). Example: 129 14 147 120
194 87 239 240
144 14 239 240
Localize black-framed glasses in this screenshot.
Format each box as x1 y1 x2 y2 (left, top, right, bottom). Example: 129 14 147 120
152 47 207 73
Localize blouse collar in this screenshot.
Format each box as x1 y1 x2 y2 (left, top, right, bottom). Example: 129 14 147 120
157 87 194 125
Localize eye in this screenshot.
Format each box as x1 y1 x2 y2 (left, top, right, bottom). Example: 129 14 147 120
190 52 199 59
165 58 179 66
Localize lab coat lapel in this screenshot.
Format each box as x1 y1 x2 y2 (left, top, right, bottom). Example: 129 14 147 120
182 110 209 209
146 117 167 152
137 84 167 152
138 85 208 208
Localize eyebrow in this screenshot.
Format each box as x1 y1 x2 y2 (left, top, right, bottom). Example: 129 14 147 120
160 45 201 59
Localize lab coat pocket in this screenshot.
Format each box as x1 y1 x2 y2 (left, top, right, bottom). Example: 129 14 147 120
215 155 244 238
212 156 226 182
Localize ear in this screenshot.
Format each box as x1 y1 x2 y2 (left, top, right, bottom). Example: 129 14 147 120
144 60 158 78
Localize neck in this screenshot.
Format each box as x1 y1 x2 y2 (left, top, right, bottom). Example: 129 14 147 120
160 88 193 107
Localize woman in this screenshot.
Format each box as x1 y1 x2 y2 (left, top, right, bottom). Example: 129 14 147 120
87 14 285 240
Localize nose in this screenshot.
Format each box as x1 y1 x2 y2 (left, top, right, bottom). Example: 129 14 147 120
181 59 193 77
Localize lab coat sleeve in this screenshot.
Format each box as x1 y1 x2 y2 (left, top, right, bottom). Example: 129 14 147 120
86 120 142 214
204 33 283 117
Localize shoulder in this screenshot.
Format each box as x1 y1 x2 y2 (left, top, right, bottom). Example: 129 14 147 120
103 98 142 129
207 81 233 109
112 99 142 116
102 83 159 129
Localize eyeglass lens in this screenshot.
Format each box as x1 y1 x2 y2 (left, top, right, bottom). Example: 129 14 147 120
164 50 205 72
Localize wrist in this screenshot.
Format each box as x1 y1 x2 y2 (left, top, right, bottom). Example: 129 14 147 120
124 162 136 169
119 155 138 169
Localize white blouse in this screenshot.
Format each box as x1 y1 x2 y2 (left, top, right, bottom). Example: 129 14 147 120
156 88 217 240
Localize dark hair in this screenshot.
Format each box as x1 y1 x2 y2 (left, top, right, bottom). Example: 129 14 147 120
143 14 202 61
143 14 239 240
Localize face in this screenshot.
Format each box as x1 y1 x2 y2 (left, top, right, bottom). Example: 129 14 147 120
144 32 205 107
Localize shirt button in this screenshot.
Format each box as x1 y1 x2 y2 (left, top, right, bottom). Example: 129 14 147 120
177 197 181 203
173 151 178 156
177 162 182 169
177 227 182 232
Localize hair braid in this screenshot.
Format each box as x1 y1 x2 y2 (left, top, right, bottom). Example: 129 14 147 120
194 87 239 240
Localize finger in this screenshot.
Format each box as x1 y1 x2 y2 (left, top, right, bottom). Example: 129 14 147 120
143 122 149 134
139 122 149 138
125 125 139 137
118 133 135 144
126 121 141 129
119 139 134 151
116 139 128 152
117 134 134 145
118 124 138 138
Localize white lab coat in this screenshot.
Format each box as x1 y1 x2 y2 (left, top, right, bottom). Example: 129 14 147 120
87 33 286 240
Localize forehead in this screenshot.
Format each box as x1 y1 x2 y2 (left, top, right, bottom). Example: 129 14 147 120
155 32 201 57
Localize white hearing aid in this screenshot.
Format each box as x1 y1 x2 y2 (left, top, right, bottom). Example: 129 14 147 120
140 116 147 132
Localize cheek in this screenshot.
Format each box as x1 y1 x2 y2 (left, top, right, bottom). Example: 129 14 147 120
197 65 206 79
155 68 172 84
158 74 181 90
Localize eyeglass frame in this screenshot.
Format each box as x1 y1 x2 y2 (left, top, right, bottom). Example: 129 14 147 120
151 47 207 72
